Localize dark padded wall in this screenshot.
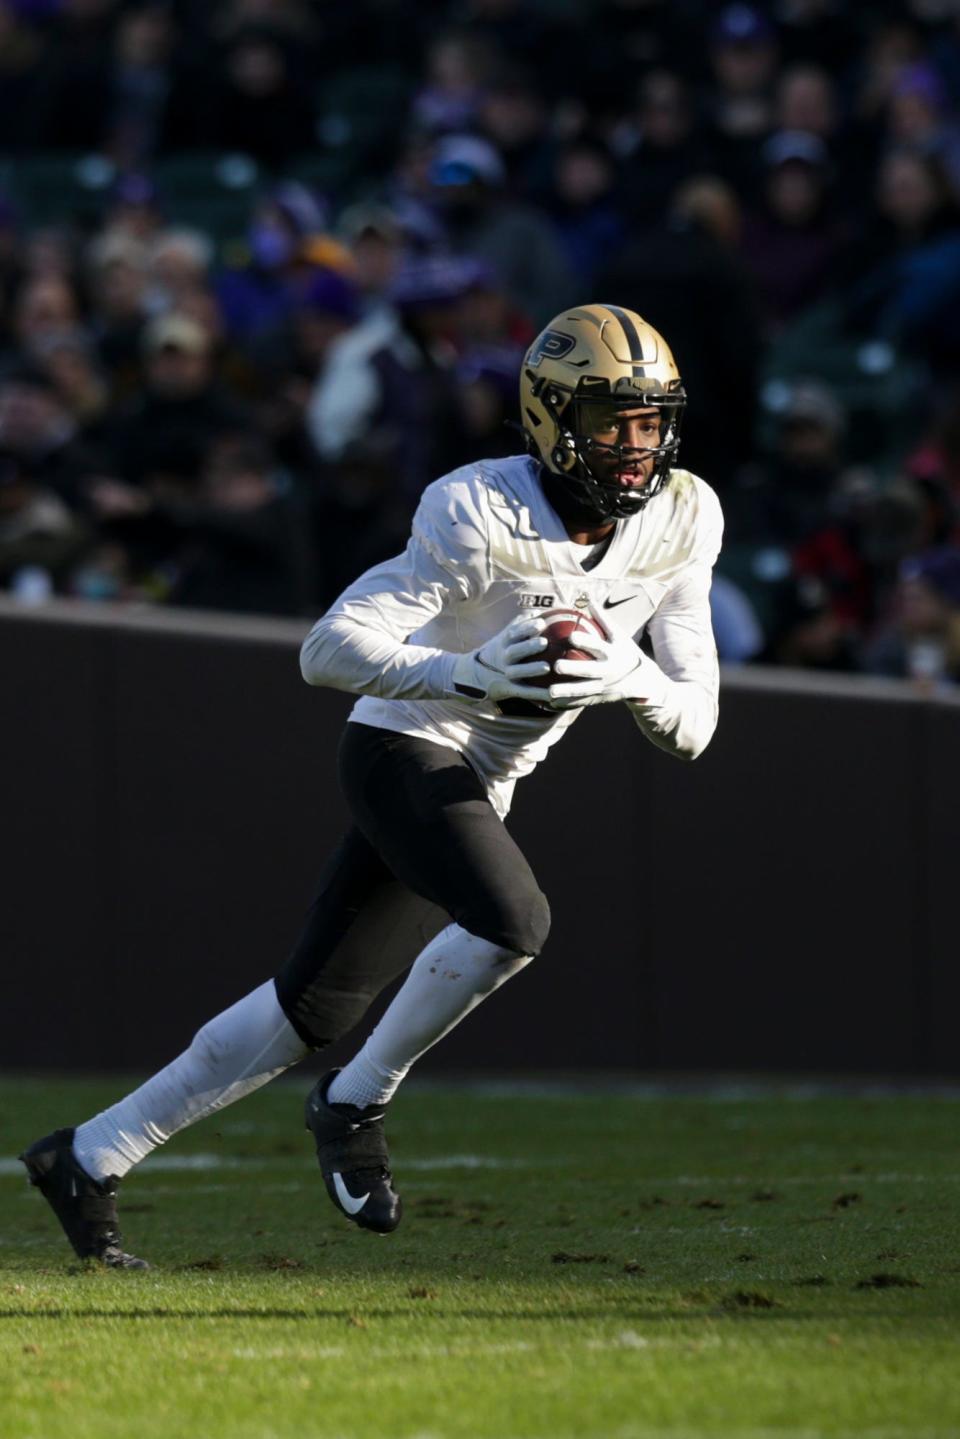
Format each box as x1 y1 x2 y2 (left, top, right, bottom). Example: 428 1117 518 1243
1 602 955 1074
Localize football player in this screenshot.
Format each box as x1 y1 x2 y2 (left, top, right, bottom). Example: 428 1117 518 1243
21 304 722 1266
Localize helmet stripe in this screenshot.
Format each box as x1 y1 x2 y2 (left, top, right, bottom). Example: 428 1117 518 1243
602 304 646 366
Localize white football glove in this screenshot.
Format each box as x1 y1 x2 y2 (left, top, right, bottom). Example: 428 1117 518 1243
449 614 551 705
547 620 654 710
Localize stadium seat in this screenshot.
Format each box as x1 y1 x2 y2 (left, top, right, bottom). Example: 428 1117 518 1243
0 153 117 228
314 64 412 170
152 153 261 246
760 299 929 467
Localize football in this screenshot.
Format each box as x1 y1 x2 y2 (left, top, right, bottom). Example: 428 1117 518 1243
528 609 607 688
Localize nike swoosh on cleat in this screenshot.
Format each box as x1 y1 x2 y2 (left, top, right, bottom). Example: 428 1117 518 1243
603 595 635 609
332 1172 370 1215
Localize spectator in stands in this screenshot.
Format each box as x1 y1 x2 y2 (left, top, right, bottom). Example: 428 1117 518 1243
909 386 960 499
710 573 765 663
843 149 960 371
36 332 110 436
0 444 88 595
613 70 713 228
774 65 838 145
844 149 959 303
102 172 165 245
9 274 83 364
457 262 530 351
85 230 149 400
204 25 314 169
721 379 872 659
741 130 848 333
428 132 574 328
862 544 960 688
726 379 853 551
215 182 327 340
706 4 780 202
106 3 178 169
102 311 245 489
311 432 411 606
478 66 554 198
307 255 466 506
571 0 691 129
21 226 81 288
87 432 314 614
452 344 520 465
146 228 213 314
168 433 315 615
545 137 624 290
252 262 360 468
773 64 857 194
884 62 960 194
336 204 405 312
413 32 492 135
0 365 96 508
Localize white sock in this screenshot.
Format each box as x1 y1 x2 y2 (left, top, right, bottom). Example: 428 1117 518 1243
73 981 310 1182
327 924 532 1109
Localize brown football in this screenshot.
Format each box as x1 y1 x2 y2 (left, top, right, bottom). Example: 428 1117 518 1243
528 609 607 688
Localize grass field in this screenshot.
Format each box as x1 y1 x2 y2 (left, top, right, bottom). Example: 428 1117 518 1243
1 1076 959 1439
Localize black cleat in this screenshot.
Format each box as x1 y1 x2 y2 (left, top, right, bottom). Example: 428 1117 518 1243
19 1128 149 1269
304 1070 402 1234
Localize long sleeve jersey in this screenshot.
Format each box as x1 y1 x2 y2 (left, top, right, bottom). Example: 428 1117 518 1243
301 455 723 817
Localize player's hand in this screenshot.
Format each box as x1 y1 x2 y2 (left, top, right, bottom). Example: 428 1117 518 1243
546 623 652 710
449 615 552 704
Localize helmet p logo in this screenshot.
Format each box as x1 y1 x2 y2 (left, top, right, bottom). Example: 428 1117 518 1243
527 329 576 367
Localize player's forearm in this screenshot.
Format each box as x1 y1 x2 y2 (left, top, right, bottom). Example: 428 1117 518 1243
300 613 457 700
626 673 718 762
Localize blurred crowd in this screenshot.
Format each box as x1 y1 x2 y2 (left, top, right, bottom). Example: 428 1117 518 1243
3 0 960 686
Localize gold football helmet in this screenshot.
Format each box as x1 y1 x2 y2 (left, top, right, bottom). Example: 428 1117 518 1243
519 303 686 518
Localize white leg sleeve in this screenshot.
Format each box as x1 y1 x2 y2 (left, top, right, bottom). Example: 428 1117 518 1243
326 923 532 1108
73 981 310 1182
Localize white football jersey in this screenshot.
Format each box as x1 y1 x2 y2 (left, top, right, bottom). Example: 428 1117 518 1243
301 455 723 816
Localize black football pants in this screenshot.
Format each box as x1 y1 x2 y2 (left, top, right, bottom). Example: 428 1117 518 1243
274 722 551 1048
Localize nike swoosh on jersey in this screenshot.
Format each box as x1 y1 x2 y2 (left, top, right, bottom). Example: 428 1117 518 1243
332 1172 369 1215
602 595 636 609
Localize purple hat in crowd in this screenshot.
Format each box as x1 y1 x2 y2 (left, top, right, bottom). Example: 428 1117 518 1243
712 4 775 46
892 63 947 113
902 547 960 606
301 266 362 323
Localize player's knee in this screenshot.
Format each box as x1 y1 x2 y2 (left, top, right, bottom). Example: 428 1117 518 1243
471 885 551 958
517 887 552 956
274 975 376 1051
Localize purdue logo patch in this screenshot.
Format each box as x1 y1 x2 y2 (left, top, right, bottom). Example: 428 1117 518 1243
527 330 576 367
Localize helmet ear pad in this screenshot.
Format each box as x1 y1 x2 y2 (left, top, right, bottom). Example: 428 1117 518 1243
550 432 577 473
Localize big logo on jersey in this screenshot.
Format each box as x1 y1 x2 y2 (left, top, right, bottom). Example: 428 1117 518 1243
526 330 576 367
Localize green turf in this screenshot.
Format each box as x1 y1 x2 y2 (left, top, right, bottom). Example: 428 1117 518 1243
2 1077 959 1439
